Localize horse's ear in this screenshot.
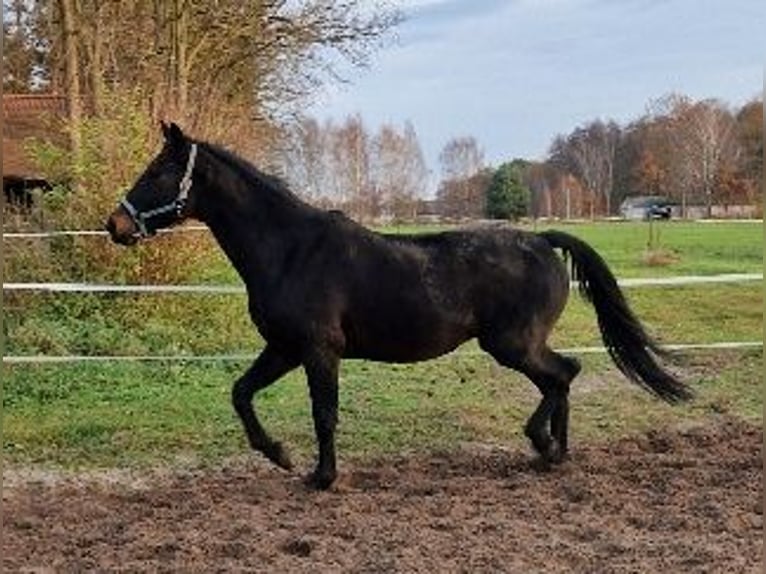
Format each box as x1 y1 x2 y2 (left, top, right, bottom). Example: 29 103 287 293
160 121 185 146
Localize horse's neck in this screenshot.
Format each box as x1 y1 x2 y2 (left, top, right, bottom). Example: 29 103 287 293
195 157 308 289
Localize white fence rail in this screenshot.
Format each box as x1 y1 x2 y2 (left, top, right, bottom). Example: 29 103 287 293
3 219 763 240
2 273 762 294
4 227 761 364
3 341 762 364
2 226 208 239
3 282 247 294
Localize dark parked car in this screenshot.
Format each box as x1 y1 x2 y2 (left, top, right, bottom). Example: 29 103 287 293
619 196 674 220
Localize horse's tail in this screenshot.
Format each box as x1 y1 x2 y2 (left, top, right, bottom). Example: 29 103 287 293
538 230 692 403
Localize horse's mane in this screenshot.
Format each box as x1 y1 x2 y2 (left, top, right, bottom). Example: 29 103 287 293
201 141 305 206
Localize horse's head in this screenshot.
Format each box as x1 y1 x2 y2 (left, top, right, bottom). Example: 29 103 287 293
106 122 198 245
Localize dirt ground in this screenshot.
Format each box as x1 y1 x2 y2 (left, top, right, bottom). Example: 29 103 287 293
3 417 762 573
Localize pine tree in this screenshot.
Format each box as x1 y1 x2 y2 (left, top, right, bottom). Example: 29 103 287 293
485 161 530 220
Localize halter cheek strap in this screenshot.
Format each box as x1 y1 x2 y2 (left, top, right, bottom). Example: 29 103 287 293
121 143 198 237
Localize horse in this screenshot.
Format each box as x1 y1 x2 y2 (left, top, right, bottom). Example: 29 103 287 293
106 122 692 490
3 175 53 210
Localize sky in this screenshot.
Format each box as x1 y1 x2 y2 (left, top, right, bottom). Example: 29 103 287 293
307 0 765 182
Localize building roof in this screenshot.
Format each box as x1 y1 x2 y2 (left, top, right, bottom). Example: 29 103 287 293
3 93 67 178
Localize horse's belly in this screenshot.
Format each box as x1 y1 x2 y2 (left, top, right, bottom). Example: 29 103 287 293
345 337 465 363
343 305 474 363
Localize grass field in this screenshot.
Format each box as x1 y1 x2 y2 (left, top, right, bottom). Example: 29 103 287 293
3 220 763 469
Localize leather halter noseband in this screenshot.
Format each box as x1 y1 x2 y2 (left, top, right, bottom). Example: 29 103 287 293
120 143 198 237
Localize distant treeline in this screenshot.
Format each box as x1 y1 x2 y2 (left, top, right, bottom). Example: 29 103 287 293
275 94 762 221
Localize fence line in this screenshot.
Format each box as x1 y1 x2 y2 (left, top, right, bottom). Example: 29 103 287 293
3 341 761 365
4 218 764 239
2 225 208 239
615 273 761 287
3 273 762 295
3 282 247 294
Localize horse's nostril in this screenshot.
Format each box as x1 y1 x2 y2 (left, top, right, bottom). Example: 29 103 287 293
105 218 116 235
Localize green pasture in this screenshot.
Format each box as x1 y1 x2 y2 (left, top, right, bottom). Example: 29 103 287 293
383 219 763 277
185 219 766 283
3 220 763 469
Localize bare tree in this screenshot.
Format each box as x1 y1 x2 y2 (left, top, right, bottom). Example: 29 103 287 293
370 121 428 220
279 116 334 201
439 136 483 181
554 120 619 217
330 114 373 220
278 115 429 222
437 136 486 218
27 0 401 160
648 95 740 217
526 161 562 219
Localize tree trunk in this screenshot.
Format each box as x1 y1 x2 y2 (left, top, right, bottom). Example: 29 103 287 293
59 0 82 177
89 2 105 117
176 0 189 120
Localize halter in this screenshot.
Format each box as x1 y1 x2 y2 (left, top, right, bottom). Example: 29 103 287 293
120 143 198 237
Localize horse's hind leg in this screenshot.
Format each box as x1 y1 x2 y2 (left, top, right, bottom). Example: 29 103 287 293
303 348 341 490
549 352 580 457
482 336 580 463
525 349 580 462
232 345 298 470
550 386 571 456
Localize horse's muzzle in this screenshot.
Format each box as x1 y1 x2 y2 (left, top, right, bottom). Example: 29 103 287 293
105 208 139 246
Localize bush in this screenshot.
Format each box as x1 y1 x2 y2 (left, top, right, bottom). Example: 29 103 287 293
3 90 231 358
8 89 218 286
485 161 530 220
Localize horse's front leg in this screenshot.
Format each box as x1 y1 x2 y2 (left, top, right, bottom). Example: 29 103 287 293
232 345 298 470
304 348 341 490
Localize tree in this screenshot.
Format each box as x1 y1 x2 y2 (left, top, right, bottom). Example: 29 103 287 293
647 95 740 217
485 161 530 220
735 99 763 188
331 114 372 220
12 0 401 158
551 120 620 217
437 136 486 218
370 121 429 220
57 0 82 159
525 161 562 219
544 94 760 220
3 0 49 92
278 115 429 222
278 116 334 201
438 136 484 181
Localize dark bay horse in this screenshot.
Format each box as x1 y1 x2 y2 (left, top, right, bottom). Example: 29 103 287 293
106 123 692 489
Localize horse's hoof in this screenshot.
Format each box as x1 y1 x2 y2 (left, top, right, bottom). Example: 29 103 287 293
528 438 565 470
546 439 563 464
304 469 337 491
264 442 293 471
529 457 551 472
549 448 569 465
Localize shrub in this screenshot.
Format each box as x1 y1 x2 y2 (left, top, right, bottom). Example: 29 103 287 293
485 162 530 220
12 89 218 286
4 91 229 358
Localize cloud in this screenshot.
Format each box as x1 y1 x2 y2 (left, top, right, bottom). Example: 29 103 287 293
310 0 766 170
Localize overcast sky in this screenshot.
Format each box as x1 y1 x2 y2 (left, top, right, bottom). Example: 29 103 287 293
307 0 764 180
